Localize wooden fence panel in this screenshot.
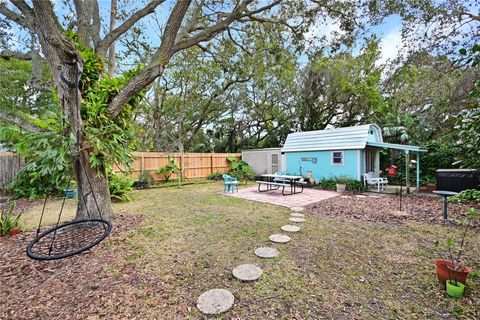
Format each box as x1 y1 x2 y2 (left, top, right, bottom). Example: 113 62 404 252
113 152 241 181
0 153 23 196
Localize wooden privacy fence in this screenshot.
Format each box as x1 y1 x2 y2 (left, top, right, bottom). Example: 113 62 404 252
113 152 241 181
0 152 23 196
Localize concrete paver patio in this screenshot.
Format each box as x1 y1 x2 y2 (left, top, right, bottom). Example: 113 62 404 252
224 186 338 209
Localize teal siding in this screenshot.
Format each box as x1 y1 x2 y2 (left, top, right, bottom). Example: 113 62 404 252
285 150 361 181
367 129 380 142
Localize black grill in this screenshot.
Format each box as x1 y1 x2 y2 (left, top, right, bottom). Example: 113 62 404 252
436 169 480 192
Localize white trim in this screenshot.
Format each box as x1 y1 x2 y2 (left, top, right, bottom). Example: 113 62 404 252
356 150 361 180
331 150 344 166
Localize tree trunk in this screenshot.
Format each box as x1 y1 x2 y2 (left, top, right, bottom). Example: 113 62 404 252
74 146 113 221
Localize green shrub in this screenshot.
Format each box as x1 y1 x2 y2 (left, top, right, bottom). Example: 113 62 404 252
207 171 224 181
132 171 155 189
317 176 365 191
227 157 254 182
450 189 480 203
6 130 73 200
0 202 21 236
108 174 133 202
318 178 336 190
345 180 366 191
156 159 180 183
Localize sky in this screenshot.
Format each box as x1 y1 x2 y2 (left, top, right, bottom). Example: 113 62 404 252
304 13 405 66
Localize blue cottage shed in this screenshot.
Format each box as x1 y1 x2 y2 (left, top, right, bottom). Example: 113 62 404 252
281 124 426 188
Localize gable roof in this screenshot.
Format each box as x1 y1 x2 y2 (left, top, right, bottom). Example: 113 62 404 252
281 124 383 152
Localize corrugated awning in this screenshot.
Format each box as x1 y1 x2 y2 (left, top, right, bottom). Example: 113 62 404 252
366 141 427 152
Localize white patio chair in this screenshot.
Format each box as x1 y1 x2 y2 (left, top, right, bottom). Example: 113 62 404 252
363 171 388 192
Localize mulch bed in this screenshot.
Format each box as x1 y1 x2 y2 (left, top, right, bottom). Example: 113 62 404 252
306 193 480 228
1 197 43 216
0 213 144 320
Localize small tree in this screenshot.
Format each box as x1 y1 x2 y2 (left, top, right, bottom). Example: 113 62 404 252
156 159 180 183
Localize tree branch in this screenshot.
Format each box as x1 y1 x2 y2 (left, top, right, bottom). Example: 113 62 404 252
96 0 167 58
10 0 35 20
0 2 31 30
107 0 192 118
0 49 32 60
173 0 254 53
0 109 42 133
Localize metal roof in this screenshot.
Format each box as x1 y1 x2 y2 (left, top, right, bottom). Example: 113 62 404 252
282 124 426 153
366 141 427 152
281 124 382 152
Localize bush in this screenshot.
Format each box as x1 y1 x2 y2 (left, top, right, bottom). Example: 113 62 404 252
317 176 366 191
108 173 133 202
156 159 180 183
345 180 366 192
6 130 73 200
318 178 337 190
207 171 224 181
450 189 480 204
227 157 254 182
0 202 21 236
133 171 155 189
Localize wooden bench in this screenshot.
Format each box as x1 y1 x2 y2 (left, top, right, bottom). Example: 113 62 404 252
255 180 304 196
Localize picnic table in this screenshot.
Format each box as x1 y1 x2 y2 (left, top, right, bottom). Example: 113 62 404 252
432 190 459 219
256 174 305 196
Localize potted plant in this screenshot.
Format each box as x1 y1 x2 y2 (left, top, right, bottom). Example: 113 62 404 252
435 208 479 297
335 176 350 193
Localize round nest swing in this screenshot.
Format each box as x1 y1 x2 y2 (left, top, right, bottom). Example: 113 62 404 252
27 219 112 261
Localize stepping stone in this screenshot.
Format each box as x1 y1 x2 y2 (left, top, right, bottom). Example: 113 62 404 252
269 234 291 243
196 289 234 315
254 247 279 259
291 213 305 217
232 264 263 281
355 195 367 198
289 217 305 223
281 225 300 232
291 207 304 212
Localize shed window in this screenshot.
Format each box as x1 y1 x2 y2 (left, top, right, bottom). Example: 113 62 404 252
331 151 344 165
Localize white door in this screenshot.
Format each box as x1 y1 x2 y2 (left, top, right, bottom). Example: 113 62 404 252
271 153 279 173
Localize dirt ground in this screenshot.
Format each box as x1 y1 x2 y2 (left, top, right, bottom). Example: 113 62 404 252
306 193 480 228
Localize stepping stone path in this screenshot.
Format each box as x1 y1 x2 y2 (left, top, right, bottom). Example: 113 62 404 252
232 264 263 281
198 208 309 315
254 247 279 259
289 217 305 223
291 212 305 217
196 289 235 315
281 224 300 232
269 234 291 243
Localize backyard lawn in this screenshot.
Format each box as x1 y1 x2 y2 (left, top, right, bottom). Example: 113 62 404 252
1 183 479 319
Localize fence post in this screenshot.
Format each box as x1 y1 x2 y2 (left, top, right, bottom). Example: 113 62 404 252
180 153 184 181
210 154 214 174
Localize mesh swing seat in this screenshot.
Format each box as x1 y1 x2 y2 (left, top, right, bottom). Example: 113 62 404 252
27 219 112 261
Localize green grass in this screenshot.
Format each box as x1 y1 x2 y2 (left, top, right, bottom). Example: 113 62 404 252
19 182 480 319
